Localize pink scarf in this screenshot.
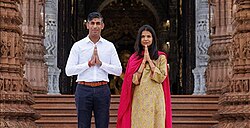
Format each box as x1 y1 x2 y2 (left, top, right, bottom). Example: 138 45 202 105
117 51 172 128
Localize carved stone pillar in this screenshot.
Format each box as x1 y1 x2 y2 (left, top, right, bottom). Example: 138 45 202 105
206 0 233 95
22 0 48 93
192 0 211 95
0 0 39 127
44 0 61 94
214 0 250 127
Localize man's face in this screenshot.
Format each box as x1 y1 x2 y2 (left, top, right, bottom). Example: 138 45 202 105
86 18 104 37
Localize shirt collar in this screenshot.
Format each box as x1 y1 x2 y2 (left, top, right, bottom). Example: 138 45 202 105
86 35 104 44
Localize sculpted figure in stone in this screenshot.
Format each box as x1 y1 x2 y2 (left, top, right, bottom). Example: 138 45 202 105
0 40 9 57
233 43 240 59
242 79 249 93
4 78 12 92
14 35 23 58
242 41 250 58
0 77 4 92
12 79 23 92
229 80 235 93
235 80 243 93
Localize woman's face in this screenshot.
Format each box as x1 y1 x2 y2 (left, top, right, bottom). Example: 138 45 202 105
140 30 153 47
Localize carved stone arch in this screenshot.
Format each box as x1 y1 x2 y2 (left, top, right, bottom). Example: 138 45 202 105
97 0 160 25
97 0 115 12
95 0 159 53
101 15 138 52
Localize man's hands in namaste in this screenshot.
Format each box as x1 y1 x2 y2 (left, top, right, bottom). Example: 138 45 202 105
88 46 102 67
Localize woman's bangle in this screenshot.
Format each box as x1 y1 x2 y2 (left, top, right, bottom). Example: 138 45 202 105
151 66 155 71
142 62 146 66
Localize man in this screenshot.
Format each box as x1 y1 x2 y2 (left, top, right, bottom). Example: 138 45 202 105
65 12 122 128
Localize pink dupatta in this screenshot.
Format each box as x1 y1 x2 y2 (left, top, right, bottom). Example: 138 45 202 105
117 51 172 128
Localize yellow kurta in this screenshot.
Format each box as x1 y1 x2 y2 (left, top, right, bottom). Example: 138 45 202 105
131 55 167 128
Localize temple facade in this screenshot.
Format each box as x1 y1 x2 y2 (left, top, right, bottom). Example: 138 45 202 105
0 0 250 127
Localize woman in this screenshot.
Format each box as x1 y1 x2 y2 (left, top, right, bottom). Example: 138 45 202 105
117 25 172 128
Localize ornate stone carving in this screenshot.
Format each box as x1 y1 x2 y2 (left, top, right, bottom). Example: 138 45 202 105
213 0 250 127
22 0 48 94
206 0 233 95
242 41 250 59
0 0 40 127
228 79 249 93
193 0 211 95
45 0 61 94
206 41 232 94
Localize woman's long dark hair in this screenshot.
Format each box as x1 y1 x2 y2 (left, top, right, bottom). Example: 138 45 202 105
134 24 159 60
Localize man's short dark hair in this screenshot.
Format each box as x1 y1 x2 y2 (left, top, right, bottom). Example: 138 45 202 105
87 12 103 22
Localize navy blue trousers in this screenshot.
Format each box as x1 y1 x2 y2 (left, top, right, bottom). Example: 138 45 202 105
75 84 111 128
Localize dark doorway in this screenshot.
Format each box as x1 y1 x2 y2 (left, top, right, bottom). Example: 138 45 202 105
58 0 195 95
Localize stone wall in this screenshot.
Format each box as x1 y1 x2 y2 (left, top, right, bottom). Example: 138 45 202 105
209 0 250 127
21 0 48 94
0 0 40 127
206 0 233 95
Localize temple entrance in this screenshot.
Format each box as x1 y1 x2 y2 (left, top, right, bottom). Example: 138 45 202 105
58 0 195 95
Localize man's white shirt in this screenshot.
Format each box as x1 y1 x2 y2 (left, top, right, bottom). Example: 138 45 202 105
65 36 122 82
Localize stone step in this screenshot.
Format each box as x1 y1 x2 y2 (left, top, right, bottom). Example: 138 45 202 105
34 94 120 103
34 95 218 102
35 120 117 128
37 113 215 122
172 120 218 128
38 113 117 122
172 114 215 121
171 95 218 102
35 120 218 128
34 100 217 107
34 104 218 115
34 94 219 128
